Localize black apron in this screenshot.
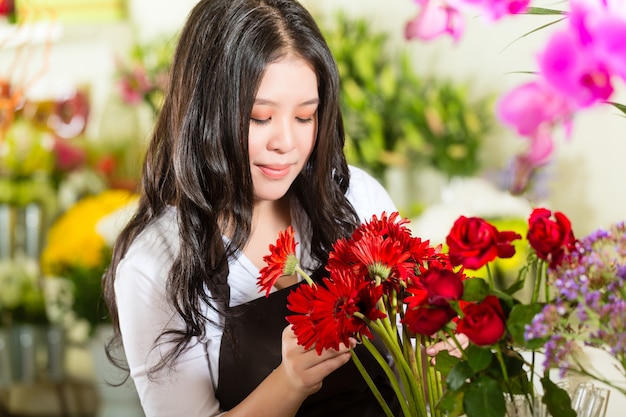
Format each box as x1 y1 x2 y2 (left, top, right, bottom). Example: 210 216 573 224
215 282 404 416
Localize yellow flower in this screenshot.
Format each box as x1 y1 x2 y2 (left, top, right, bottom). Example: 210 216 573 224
41 189 138 275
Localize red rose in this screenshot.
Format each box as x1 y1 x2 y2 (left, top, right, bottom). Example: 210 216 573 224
446 216 521 270
402 304 457 336
527 208 576 268
457 295 506 346
419 268 464 306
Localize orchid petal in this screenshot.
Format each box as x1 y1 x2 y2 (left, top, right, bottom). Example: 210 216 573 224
405 1 465 42
539 29 614 107
497 81 568 136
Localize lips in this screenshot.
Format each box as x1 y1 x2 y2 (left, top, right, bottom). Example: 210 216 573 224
257 164 292 179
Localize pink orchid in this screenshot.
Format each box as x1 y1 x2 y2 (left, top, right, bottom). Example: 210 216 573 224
569 0 626 82
497 80 574 173
448 0 531 21
539 29 614 108
497 80 571 137
405 0 465 42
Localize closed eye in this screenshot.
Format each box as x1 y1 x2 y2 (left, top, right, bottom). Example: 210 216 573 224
251 117 271 125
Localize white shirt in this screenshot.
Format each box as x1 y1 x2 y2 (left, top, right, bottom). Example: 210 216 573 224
115 166 397 417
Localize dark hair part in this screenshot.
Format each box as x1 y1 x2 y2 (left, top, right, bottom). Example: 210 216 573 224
103 0 359 378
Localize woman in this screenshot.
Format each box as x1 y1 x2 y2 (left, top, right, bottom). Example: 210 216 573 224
103 0 462 415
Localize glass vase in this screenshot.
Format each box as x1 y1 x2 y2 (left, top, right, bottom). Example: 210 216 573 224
570 382 610 417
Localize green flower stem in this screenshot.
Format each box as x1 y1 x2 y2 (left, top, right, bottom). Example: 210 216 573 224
444 328 469 361
351 348 397 417
375 319 426 414
486 263 495 289
407 330 420 380
294 264 315 286
427 362 444 417
531 259 545 303
494 345 512 389
356 313 426 415
421 335 443 417
568 357 626 398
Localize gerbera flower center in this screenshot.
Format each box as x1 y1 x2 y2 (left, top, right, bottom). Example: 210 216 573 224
368 262 392 281
283 254 299 276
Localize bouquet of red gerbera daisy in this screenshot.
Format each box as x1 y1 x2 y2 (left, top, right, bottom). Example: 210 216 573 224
259 212 458 417
257 210 579 417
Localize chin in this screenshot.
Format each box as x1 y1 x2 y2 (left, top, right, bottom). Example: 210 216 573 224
253 189 290 203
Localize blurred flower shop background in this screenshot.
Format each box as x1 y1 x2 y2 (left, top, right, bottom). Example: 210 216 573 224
1 0 625 416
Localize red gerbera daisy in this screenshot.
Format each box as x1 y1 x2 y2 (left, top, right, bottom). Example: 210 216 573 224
287 269 384 354
327 214 419 291
285 283 319 352
350 233 415 284
258 226 298 297
351 211 411 241
327 236 361 274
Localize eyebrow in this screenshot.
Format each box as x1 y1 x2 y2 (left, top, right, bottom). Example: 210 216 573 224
253 98 320 106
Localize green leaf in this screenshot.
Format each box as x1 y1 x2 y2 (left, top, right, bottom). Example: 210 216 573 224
462 277 490 302
466 345 493 373
378 65 397 99
463 375 506 417
541 376 577 417
525 7 566 15
608 101 626 116
434 350 461 377
507 303 545 348
437 388 466 417
447 361 476 391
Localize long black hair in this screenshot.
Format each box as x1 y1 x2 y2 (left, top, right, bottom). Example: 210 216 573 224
103 0 360 377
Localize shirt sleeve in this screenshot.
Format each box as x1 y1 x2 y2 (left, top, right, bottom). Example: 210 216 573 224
346 165 398 220
114 227 223 417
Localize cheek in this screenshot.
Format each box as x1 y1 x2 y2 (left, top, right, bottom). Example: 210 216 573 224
300 124 317 154
247 127 266 157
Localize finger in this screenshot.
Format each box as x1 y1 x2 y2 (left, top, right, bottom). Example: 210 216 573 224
306 347 352 376
425 340 450 356
456 333 470 348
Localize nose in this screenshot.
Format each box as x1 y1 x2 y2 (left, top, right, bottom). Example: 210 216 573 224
267 117 296 153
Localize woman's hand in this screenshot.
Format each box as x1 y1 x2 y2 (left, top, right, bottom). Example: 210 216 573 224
224 326 355 417
276 325 355 397
425 333 469 359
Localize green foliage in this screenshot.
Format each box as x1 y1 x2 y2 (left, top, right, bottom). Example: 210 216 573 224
541 376 577 417
320 13 495 181
0 259 48 325
61 249 111 332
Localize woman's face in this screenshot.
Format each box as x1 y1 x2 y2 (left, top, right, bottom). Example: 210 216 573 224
248 55 319 203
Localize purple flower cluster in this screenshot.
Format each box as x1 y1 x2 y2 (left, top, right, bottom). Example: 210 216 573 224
525 221 626 374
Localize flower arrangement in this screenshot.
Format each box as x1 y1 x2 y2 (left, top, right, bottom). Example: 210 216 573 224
40 189 138 334
258 206 626 417
0 257 47 325
115 36 177 116
0 86 135 210
258 212 454 417
405 0 626 194
320 12 495 182
527 220 626 397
